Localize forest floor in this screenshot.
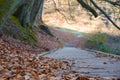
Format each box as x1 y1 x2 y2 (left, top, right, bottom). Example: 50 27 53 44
0 26 120 80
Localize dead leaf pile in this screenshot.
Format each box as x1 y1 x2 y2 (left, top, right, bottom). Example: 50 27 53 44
1 35 46 53
1 39 118 80
0 39 72 80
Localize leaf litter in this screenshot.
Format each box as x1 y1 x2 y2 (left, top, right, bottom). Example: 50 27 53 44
1 28 120 80
1 38 119 80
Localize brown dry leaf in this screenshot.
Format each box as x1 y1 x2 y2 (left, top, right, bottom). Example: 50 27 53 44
2 74 10 79
0 66 3 71
24 74 30 80
15 75 19 80
78 77 89 80
30 72 39 80
39 74 46 79
0 77 5 80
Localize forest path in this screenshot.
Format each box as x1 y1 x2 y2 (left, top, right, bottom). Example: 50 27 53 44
41 28 120 78
43 46 120 78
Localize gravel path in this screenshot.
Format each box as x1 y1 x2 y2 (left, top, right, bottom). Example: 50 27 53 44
43 47 120 78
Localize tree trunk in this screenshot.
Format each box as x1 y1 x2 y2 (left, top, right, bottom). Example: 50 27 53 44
14 0 44 28
0 0 44 45
0 0 44 28
0 0 53 44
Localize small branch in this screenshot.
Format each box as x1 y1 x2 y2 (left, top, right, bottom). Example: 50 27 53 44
68 0 72 19
52 0 72 24
105 0 120 7
90 0 120 30
77 0 98 17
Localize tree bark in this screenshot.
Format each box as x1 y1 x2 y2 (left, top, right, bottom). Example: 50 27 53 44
14 0 43 28
0 0 45 44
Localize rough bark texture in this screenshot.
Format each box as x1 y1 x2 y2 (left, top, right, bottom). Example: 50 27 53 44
13 0 44 28
0 0 44 27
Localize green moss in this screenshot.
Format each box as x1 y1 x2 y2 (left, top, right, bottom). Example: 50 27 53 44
8 16 37 45
0 0 14 25
0 0 7 22
0 0 22 26
9 16 21 27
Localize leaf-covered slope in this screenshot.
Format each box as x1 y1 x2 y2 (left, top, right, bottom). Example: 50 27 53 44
1 37 116 80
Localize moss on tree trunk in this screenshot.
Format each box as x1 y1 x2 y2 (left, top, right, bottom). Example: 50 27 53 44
0 0 22 26
0 0 43 45
0 0 54 45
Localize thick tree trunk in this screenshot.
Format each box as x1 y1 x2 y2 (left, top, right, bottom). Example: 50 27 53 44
14 0 43 28
0 0 44 28
0 0 45 45
30 0 44 27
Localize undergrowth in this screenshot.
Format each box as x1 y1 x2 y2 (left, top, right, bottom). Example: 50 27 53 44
86 32 120 55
